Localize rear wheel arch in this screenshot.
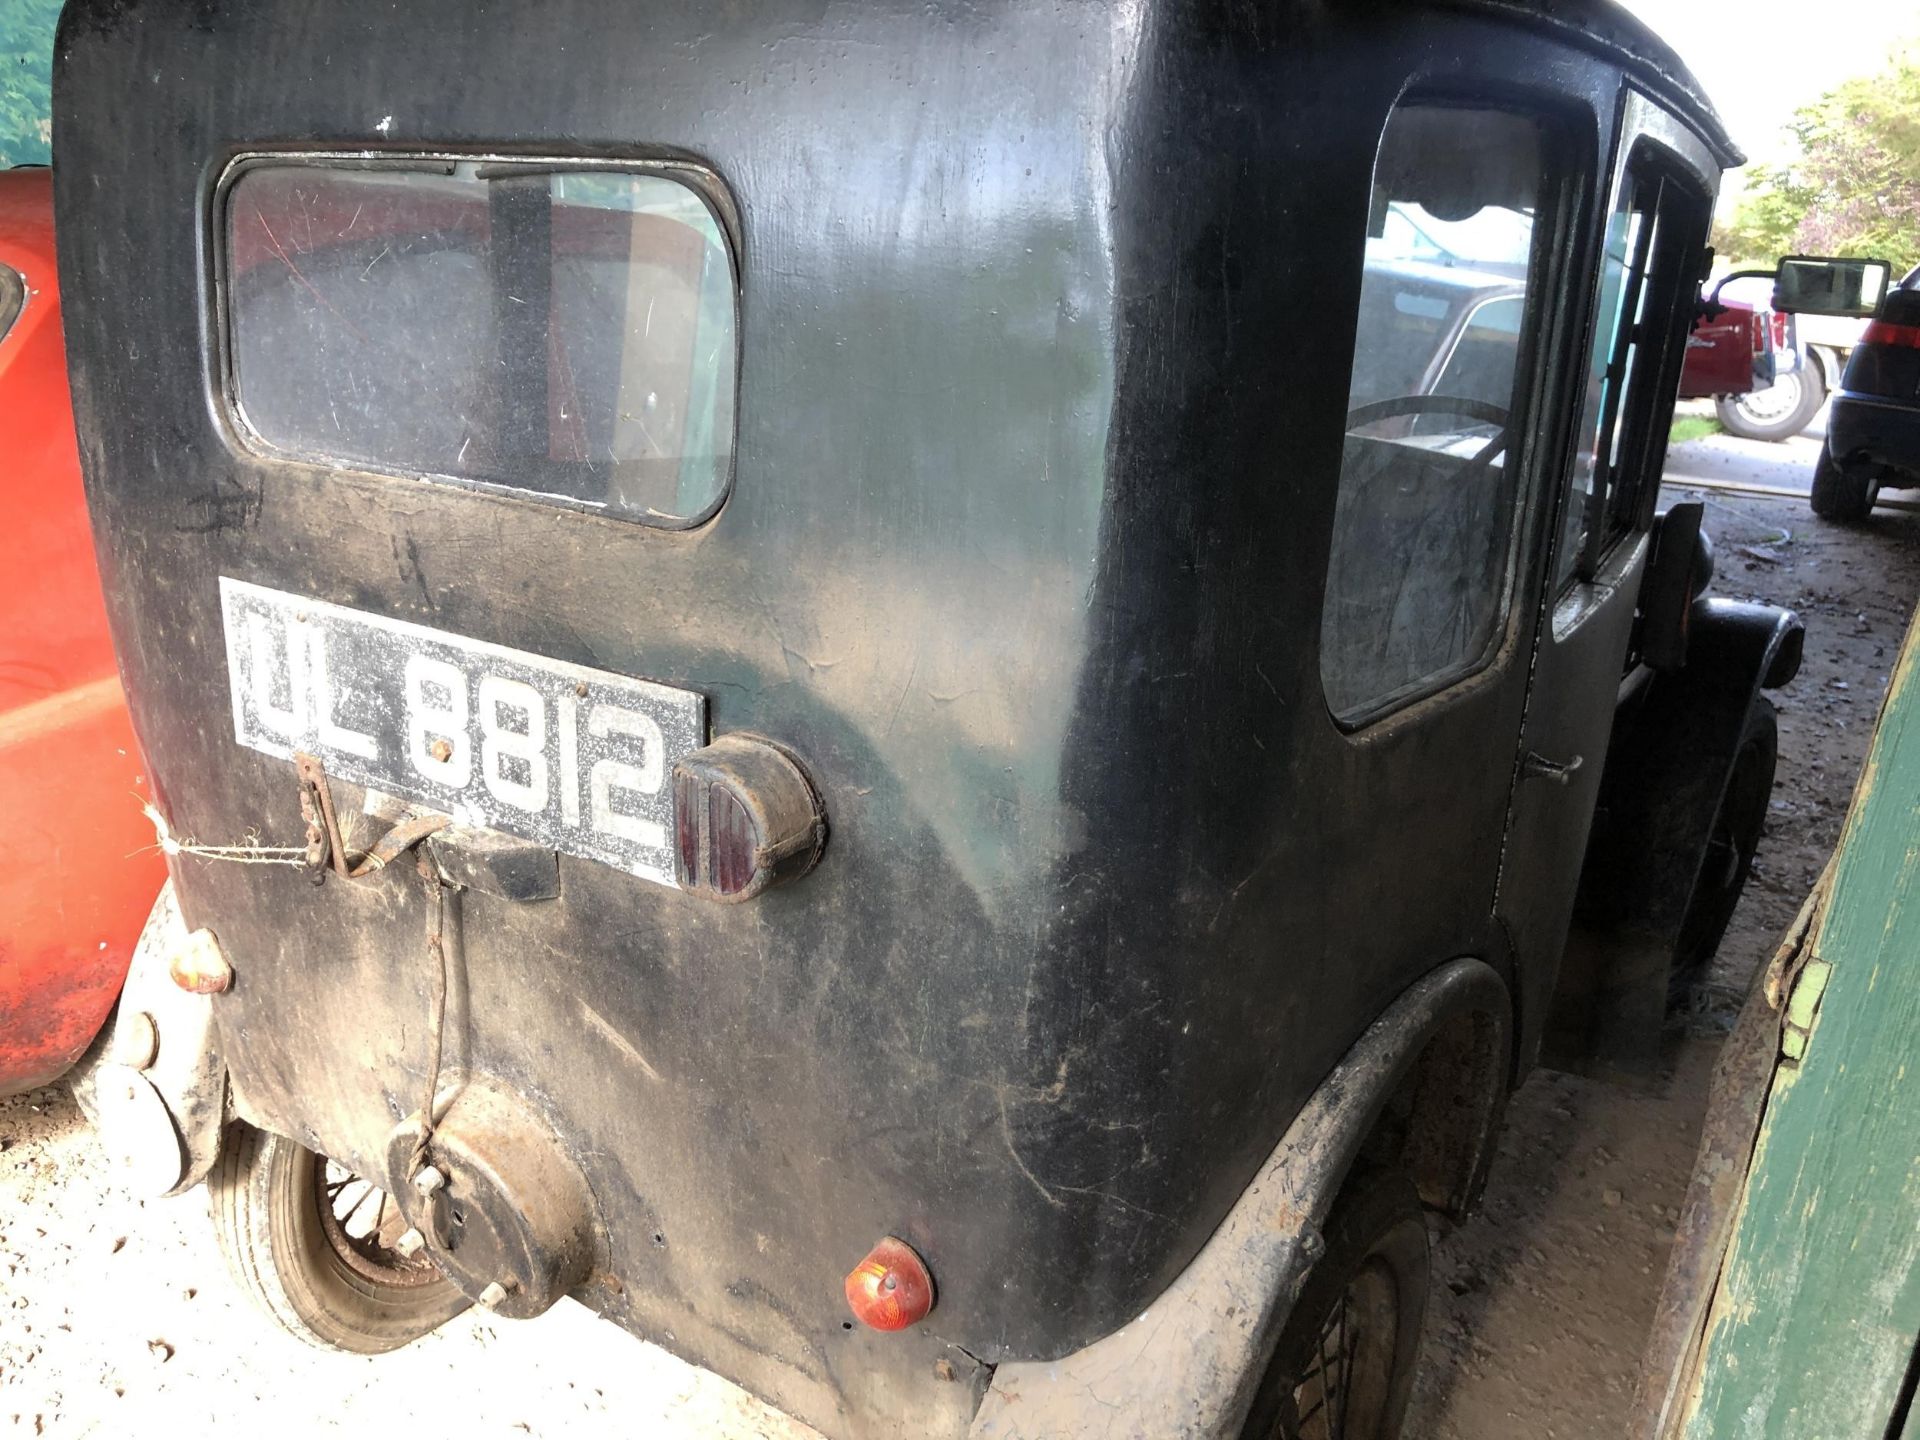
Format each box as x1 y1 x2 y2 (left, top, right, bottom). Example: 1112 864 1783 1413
1361 1000 1511 1220
968 958 1513 1438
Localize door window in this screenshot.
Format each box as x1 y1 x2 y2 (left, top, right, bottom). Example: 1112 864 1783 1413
1321 105 1551 725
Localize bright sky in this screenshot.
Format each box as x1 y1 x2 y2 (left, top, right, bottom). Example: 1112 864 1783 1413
1616 0 1916 171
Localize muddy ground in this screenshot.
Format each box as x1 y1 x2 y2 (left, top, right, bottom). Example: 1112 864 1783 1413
4 466 1917 1440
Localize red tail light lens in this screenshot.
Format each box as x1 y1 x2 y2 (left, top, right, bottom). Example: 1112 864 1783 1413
674 770 701 882
1749 310 1769 358
670 735 826 903
708 784 756 896
844 1236 935 1332
1862 320 1920 350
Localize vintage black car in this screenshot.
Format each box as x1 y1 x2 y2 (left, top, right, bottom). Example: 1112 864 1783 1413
47 1 1867 1436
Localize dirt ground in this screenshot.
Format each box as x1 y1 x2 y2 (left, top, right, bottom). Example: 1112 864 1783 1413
4 463 1917 1440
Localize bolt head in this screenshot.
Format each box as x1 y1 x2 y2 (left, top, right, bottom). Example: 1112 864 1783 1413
428 737 454 763
477 1281 508 1310
394 1228 426 1258
112 1012 160 1071
412 1165 446 1197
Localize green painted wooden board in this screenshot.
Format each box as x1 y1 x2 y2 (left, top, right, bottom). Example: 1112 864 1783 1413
1682 615 1920 1438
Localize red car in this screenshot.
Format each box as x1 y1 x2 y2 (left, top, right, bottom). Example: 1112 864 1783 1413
0 167 165 1095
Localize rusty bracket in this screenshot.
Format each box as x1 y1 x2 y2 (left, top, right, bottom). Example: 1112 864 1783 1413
293 753 451 881
295 752 351 880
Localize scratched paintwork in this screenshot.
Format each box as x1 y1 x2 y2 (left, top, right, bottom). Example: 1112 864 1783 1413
1678 611 1920 1439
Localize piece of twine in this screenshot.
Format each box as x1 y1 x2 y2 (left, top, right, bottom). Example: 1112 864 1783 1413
142 801 308 867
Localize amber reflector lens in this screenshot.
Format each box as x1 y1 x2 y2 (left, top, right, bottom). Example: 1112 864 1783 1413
168 930 232 994
844 1236 934 1332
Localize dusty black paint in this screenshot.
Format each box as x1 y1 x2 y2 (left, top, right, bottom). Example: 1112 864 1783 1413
53 1 1761 1434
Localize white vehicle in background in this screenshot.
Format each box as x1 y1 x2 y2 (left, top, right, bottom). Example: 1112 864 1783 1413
1713 274 1865 441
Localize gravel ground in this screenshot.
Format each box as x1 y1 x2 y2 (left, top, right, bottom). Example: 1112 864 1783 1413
0 1084 816 1440
5 458 1916 1440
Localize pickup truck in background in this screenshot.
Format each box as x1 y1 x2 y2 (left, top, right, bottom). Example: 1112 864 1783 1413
1680 295 1779 411
1707 276 1862 442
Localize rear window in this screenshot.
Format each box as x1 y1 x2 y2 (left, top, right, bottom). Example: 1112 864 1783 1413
221 159 738 526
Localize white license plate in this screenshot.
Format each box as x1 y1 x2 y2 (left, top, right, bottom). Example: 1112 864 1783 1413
219 577 705 886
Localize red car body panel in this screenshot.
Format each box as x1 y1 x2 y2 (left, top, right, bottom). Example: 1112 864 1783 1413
1679 297 1769 400
0 168 165 1095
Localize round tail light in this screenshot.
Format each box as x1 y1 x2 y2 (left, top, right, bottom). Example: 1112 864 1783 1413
844 1236 935 1332
671 735 825 903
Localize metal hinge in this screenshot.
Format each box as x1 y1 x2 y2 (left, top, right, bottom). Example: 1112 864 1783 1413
1780 957 1833 1065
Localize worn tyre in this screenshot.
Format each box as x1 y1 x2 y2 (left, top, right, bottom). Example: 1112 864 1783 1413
209 1122 468 1354
1672 698 1778 988
1240 1166 1429 1440
1810 448 1876 521
1715 358 1825 442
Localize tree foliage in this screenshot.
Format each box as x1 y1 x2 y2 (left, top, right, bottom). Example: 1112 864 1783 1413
1715 44 1920 277
0 0 60 167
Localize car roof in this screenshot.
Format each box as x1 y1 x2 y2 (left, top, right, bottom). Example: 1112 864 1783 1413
1445 0 1742 166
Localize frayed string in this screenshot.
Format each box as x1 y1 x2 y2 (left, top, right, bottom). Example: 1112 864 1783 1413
142 801 308 867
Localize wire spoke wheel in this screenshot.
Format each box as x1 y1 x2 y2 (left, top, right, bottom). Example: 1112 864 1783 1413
210 1122 469 1353
313 1158 444 1290
1284 1258 1402 1440
1240 1167 1429 1440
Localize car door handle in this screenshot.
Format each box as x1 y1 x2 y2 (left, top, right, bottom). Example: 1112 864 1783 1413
1522 751 1585 785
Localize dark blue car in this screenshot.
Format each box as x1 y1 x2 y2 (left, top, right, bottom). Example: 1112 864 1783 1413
1813 266 1920 521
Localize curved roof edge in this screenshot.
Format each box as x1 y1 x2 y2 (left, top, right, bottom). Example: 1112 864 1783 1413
1440 0 1745 169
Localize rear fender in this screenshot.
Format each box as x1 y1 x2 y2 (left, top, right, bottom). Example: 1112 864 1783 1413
71 881 228 1196
968 958 1511 1439
1550 599 1803 1077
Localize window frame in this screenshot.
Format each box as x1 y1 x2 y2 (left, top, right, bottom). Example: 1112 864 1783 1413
1320 97 1584 733
207 151 744 531
1556 144 1712 593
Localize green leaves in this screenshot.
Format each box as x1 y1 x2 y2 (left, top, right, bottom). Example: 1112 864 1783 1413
1714 43 1920 277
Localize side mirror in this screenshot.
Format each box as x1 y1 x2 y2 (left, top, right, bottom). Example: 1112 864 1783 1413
1771 255 1892 318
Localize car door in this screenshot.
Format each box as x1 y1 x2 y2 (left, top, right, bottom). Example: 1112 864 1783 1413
1494 91 1721 1070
